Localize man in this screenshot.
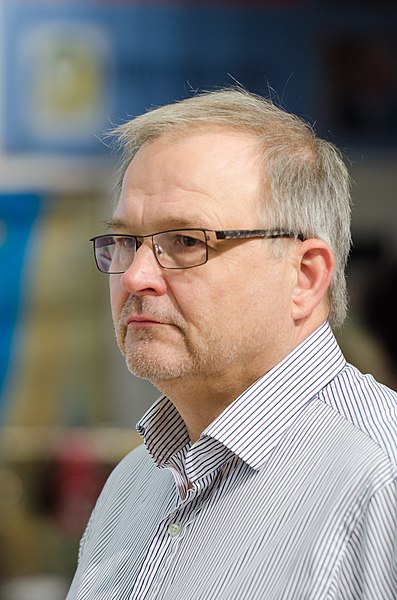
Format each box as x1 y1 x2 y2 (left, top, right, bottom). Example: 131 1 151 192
68 89 397 599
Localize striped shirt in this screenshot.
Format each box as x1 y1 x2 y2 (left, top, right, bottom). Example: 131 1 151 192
67 322 397 599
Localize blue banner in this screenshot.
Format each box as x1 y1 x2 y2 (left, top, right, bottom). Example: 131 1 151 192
0 195 41 419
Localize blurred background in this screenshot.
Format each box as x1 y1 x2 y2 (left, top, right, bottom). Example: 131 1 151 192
0 0 396 598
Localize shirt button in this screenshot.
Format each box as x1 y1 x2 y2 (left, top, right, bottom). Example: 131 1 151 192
168 522 182 537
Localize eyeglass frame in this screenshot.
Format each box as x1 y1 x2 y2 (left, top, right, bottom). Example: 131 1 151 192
90 228 306 274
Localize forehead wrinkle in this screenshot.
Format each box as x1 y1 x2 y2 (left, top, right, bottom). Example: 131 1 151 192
104 213 215 234
112 131 263 235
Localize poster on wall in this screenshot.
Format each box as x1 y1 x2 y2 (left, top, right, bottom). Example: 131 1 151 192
1 0 312 155
2 1 115 154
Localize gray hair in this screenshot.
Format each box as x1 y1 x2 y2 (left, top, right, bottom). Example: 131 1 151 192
111 88 352 328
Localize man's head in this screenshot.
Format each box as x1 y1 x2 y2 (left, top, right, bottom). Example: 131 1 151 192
100 89 351 393
112 88 351 329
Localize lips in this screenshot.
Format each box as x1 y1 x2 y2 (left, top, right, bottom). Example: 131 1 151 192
126 314 164 327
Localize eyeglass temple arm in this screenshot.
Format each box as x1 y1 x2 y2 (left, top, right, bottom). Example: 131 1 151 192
214 230 306 241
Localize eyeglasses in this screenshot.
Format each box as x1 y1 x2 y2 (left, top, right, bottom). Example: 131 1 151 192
90 228 306 273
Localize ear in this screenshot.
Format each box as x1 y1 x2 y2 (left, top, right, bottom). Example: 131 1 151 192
291 239 334 322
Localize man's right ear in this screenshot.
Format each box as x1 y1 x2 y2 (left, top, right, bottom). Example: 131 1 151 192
291 239 334 323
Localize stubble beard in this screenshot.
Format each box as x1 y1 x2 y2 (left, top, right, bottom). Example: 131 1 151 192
114 298 271 389
114 297 214 384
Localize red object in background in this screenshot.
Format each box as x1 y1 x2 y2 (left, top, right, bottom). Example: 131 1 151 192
51 433 106 536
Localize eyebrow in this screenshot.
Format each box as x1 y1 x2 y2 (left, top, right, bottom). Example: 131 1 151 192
103 218 129 232
103 216 212 233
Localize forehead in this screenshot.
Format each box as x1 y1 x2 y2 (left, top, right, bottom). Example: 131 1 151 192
112 130 264 232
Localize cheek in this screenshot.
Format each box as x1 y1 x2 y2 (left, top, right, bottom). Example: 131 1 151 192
170 275 217 327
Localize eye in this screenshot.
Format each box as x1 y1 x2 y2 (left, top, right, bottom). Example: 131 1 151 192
96 235 116 249
170 232 206 249
178 235 203 248
115 236 135 249
155 230 207 259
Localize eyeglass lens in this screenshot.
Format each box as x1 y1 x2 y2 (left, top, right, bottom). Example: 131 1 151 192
94 230 209 273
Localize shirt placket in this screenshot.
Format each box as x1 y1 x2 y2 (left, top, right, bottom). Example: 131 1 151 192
129 439 229 600
129 476 218 600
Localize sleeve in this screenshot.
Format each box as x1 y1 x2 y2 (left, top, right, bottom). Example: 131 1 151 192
330 478 397 599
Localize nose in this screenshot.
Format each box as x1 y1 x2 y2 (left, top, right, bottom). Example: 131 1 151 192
120 241 167 296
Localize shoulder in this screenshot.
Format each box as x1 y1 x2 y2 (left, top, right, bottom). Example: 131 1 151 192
321 363 397 468
77 442 173 560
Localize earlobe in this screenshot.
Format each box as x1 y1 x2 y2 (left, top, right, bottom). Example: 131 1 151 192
291 240 334 322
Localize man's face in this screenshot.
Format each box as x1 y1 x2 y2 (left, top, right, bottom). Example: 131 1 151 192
109 129 297 389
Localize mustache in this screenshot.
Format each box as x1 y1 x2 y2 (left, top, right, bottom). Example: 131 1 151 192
119 296 185 329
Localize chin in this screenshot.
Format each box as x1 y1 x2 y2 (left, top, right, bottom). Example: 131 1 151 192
121 331 208 383
125 360 186 383
123 345 190 382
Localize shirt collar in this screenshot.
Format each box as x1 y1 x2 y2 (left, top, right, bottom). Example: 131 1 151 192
137 395 189 467
204 321 346 469
137 322 346 470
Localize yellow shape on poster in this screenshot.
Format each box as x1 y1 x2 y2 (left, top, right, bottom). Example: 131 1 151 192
37 41 102 118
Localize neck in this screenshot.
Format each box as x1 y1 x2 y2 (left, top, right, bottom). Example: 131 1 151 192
152 318 328 443
153 365 270 443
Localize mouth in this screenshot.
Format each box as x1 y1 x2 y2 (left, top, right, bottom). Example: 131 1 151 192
126 315 165 328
